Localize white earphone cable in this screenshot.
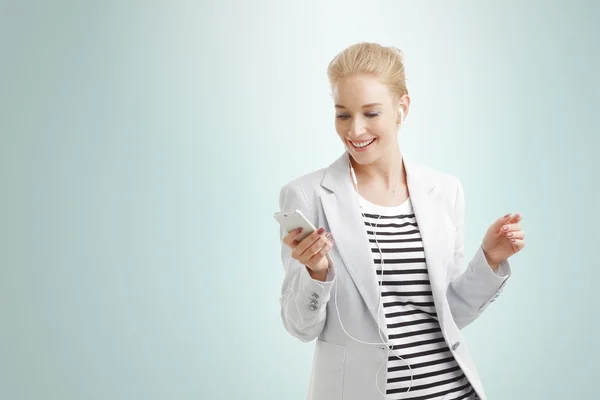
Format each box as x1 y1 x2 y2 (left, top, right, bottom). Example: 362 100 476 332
329 109 414 398
343 156 414 398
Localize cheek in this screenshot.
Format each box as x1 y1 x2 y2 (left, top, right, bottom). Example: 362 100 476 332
369 119 395 138
334 122 343 136
334 117 394 137
334 120 348 135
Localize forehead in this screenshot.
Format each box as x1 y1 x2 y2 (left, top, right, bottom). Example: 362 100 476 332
332 74 393 106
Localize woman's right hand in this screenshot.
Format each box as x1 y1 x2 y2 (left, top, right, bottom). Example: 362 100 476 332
282 227 335 273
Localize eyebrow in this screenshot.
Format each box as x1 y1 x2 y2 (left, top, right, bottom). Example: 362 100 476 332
334 103 382 109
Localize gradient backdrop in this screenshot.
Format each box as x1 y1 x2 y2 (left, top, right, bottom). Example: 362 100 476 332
2 1 599 399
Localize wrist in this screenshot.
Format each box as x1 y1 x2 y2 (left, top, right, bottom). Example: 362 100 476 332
307 266 328 282
481 246 500 271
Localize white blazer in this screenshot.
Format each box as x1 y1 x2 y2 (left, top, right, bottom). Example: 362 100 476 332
278 152 511 400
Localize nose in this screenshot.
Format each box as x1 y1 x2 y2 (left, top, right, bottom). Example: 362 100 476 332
349 117 366 138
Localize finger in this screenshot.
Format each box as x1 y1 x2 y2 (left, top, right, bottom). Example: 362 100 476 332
293 227 327 257
493 213 513 231
508 213 522 224
298 237 329 265
300 234 333 262
500 222 521 233
505 230 525 240
283 227 305 247
509 238 526 250
306 240 334 266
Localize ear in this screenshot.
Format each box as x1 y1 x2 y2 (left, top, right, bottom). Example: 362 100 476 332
396 94 410 123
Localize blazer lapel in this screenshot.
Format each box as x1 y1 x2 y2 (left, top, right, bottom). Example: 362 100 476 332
406 164 452 334
320 152 452 342
320 153 385 337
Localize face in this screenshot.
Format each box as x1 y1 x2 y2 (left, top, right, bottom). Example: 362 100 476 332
332 73 409 165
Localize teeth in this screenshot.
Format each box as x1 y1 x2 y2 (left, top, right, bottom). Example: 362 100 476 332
352 139 375 148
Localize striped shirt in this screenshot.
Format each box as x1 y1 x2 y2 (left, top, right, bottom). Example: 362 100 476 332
359 194 477 400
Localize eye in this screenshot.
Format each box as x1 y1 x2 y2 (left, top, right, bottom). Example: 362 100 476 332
365 112 380 118
336 114 351 120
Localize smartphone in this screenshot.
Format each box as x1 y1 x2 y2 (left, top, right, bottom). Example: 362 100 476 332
273 209 316 242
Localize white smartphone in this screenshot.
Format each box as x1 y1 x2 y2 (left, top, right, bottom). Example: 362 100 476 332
273 209 316 242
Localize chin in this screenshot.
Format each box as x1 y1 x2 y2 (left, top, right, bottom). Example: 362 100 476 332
349 150 380 165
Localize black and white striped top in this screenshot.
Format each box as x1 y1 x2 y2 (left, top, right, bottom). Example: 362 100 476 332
359 194 477 400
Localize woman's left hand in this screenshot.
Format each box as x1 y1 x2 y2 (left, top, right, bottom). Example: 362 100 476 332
481 213 526 270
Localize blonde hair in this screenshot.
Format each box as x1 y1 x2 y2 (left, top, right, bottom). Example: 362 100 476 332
327 42 409 99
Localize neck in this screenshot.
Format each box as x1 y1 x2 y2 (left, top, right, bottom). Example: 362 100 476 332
349 146 406 191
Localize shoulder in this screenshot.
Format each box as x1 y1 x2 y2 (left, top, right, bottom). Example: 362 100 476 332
408 160 461 187
407 161 466 226
281 167 328 193
408 162 465 207
280 152 346 196
278 165 329 210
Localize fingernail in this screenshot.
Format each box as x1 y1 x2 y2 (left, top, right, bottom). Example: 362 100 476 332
292 239 298 245
507 232 513 237
503 226 509 231
504 213 511 218
317 227 324 234
510 239 516 243
296 227 303 233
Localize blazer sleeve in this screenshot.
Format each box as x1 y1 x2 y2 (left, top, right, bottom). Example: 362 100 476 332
278 183 337 343
446 178 511 330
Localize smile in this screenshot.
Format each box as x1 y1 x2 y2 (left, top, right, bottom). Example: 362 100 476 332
350 138 376 150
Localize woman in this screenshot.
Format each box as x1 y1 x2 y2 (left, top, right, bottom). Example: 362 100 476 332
277 42 525 400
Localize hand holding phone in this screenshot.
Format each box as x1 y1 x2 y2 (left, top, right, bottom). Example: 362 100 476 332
274 210 335 274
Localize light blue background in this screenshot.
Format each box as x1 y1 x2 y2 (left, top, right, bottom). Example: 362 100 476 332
2 1 599 399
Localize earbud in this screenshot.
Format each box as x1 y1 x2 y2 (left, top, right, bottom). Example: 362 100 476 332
398 108 405 123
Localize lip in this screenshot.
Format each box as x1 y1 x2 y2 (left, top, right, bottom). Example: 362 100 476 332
349 138 376 152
